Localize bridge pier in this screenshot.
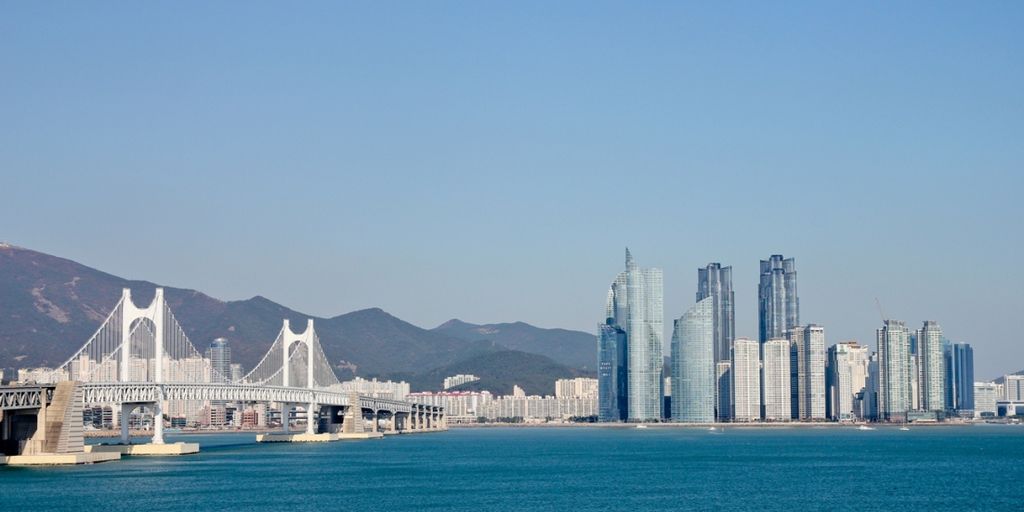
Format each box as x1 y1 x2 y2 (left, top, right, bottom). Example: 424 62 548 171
119 403 132 444
152 400 164 445
281 404 292 434
306 402 318 435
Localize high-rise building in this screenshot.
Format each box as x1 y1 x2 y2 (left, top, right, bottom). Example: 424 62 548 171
917 321 945 413
716 362 732 422
877 320 912 422
762 338 791 421
944 342 974 416
598 248 664 422
1004 375 1024 401
597 321 627 421
556 377 598 399
788 325 826 420
670 297 714 423
731 338 761 422
758 255 799 343
697 263 735 364
206 338 231 383
826 342 869 421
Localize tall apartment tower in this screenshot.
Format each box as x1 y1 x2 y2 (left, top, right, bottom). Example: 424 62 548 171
670 297 715 422
877 320 912 422
762 338 791 421
598 248 664 422
788 325 826 420
731 338 761 422
916 321 945 413
826 342 870 421
716 362 732 422
758 255 799 343
697 263 735 364
945 342 974 416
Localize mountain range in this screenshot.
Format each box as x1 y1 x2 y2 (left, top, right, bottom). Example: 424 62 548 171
0 244 594 395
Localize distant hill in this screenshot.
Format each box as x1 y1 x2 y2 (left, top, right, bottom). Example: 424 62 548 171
433 319 595 370
395 349 593 396
0 244 583 393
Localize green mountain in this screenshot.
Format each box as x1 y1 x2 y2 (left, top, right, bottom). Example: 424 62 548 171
0 244 584 392
433 319 596 370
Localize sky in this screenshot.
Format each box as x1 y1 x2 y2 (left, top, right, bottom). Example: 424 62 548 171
1 2 1022 377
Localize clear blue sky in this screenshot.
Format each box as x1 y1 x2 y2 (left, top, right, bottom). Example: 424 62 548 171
2 2 1021 377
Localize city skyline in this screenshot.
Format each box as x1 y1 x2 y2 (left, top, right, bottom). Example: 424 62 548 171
2 3 1022 379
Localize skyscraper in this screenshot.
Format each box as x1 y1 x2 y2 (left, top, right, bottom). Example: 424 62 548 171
697 263 735 364
762 338 791 421
788 325 825 420
826 341 869 421
877 320 912 422
731 338 761 422
945 342 974 416
671 297 714 423
917 321 945 413
597 321 627 421
716 362 732 422
758 255 799 343
599 248 664 422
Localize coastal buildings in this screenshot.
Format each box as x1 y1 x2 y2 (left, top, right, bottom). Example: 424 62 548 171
826 342 870 421
205 338 232 383
917 321 945 413
945 342 974 416
444 374 480 389
788 325 825 420
670 297 715 423
761 338 791 421
556 378 598 399
758 255 799 343
732 338 761 422
599 248 664 422
716 362 732 421
877 320 912 422
697 263 735 364
973 382 998 418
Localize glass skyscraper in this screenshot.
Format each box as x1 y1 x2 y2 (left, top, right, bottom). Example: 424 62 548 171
206 337 231 383
597 321 627 421
945 342 974 416
670 297 714 423
696 263 735 364
599 248 664 422
758 255 799 343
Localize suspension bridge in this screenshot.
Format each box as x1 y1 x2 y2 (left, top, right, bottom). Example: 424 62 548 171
0 288 445 464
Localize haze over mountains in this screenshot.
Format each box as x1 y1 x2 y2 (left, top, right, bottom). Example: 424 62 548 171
0 244 594 395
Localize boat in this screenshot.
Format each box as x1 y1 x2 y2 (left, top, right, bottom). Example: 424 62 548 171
857 425 876 431
635 424 648 429
899 426 910 431
708 426 717 431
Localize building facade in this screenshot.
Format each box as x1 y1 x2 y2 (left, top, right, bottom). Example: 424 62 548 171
917 321 945 413
599 248 664 421
670 297 715 422
758 255 799 343
945 342 974 416
877 320 912 422
732 338 761 422
716 361 732 422
697 263 735 364
762 338 791 421
826 341 870 421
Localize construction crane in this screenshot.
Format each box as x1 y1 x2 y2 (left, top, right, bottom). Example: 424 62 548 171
874 297 888 322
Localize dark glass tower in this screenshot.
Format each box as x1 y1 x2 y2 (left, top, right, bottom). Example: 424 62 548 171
945 342 974 415
758 255 799 343
697 263 735 363
598 320 628 421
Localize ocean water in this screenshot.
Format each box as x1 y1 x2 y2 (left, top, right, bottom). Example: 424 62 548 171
2 426 1023 511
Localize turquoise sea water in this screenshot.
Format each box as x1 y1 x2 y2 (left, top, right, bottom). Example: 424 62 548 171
2 426 1023 511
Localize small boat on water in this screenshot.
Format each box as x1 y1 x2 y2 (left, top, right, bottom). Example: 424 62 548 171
857 425 876 431
708 426 717 431
635 425 648 429
899 426 910 431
